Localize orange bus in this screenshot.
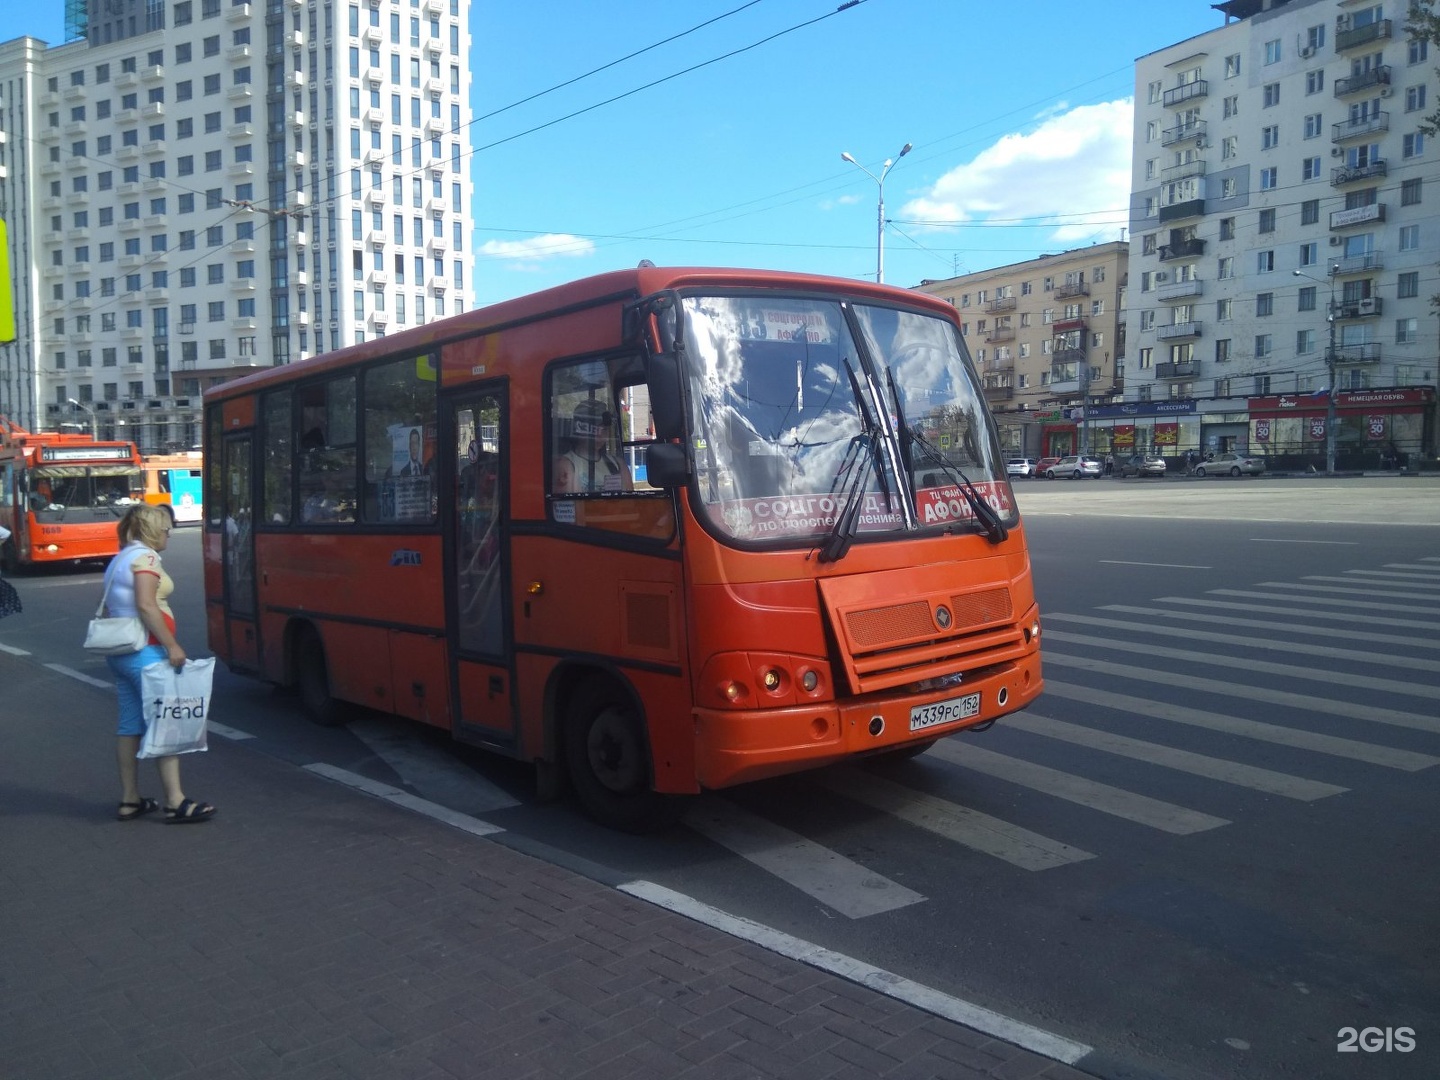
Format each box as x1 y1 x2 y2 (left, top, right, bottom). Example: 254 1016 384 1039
202 267 1042 829
142 452 205 524
0 417 145 571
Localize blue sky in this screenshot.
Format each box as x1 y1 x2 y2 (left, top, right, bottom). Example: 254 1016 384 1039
11 1 1226 303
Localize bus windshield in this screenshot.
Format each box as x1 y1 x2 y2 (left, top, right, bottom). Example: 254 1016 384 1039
25 466 144 522
678 294 1013 547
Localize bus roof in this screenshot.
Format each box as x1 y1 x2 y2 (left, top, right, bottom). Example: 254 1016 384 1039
0 417 141 463
202 266 959 403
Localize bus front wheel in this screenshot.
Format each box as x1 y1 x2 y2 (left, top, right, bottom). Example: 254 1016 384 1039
564 683 684 833
297 629 349 727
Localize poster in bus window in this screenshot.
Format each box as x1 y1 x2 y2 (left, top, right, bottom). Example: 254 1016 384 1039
388 424 431 521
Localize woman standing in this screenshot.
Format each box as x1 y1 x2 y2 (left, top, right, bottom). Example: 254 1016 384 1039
104 503 215 823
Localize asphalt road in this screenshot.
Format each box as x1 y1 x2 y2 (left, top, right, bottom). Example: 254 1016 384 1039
4 475 1438 1080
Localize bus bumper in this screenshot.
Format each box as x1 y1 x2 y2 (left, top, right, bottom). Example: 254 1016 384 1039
692 650 1042 790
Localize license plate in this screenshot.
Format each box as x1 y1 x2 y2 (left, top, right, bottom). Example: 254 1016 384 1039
909 692 981 732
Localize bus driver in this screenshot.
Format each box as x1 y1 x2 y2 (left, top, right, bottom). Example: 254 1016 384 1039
554 399 632 494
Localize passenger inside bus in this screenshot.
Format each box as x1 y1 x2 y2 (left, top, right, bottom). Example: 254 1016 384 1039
553 399 632 494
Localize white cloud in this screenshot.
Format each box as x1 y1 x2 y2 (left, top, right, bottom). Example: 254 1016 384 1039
898 100 1134 245
479 233 596 265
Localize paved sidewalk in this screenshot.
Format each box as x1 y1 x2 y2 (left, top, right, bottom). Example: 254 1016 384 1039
0 654 1091 1080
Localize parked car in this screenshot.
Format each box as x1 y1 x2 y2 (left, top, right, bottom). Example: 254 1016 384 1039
1194 452 1265 477
1034 456 1063 478
1006 457 1038 478
1048 455 1103 479
1119 453 1167 478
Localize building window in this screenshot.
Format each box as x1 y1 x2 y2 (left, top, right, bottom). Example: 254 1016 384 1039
1396 318 1418 345
1264 40 1281 64
1305 70 1324 95
1215 339 1231 363
1256 292 1274 317
1255 334 1272 358
1216 298 1232 321
1399 224 1420 251
1296 329 1316 354
1401 178 1422 205
1258 208 1276 233
1397 271 1419 299
1299 242 1318 267
1221 135 1238 160
1256 251 1274 273
1298 286 1317 312
1402 133 1425 158
1262 83 1280 108
1219 217 1235 240
1223 95 1238 119
1406 85 1428 113
1224 54 1240 78
1221 177 1237 198
1259 167 1277 190
1300 199 1320 225
1303 114 1322 139
1262 125 1279 149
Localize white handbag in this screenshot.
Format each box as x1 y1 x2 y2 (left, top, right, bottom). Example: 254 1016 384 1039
83 571 149 655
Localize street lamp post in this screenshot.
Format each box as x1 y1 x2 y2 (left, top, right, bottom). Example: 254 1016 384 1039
840 143 912 284
1293 265 1339 476
65 398 97 440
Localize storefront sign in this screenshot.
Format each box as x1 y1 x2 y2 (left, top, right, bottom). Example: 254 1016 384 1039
1255 418 1271 442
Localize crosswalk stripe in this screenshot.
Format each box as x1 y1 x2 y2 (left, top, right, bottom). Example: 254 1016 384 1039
1157 596 1440 632
814 768 1094 871
1346 567 1440 579
1042 630 1440 704
1007 713 1345 801
1043 679 1440 771
685 798 926 917
1267 581 1440 598
1100 603 1440 650
1045 612 1439 674
926 739 1229 834
1207 589 1438 615
1043 651 1440 735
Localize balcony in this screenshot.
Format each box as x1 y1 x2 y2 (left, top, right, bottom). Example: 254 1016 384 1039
1156 322 1201 341
1331 161 1386 187
141 64 164 82
228 83 254 101
1330 297 1382 320
294 230 309 248
1333 252 1382 275
425 76 446 97
365 66 386 86
1162 80 1208 107
142 140 165 156
1336 18 1391 52
984 326 1014 343
229 161 255 178
426 235 449 254
1334 343 1382 364
365 106 385 126
1053 281 1089 300
230 277 258 292
294 269 308 286
1051 317 1087 335
985 296 1016 314
227 44 251 62
427 276 448 294
1158 237 1205 261
231 317 258 331
1161 119 1207 149
1157 279 1204 301
288 29 304 48
1329 202 1385 229
1332 112 1388 142
1155 360 1198 379
362 24 383 46
230 238 255 254
114 70 140 90
369 269 389 286
118 217 143 234
1334 66 1391 97
228 122 253 139
143 214 165 229
227 2 251 20
1161 159 1206 183
115 109 140 128
366 230 387 248
296 311 311 326
983 383 1015 401
1158 199 1205 225
425 115 446 136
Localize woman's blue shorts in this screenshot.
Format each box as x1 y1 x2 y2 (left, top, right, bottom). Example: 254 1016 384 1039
107 644 169 737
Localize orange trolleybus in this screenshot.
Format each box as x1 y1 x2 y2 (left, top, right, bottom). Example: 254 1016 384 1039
0 417 145 571
202 266 1042 829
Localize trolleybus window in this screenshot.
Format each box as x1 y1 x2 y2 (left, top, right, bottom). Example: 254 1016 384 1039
261 389 293 525
363 353 438 524
297 375 358 525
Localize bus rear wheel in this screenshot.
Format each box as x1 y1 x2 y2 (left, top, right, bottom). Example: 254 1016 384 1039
564 683 683 833
297 628 349 727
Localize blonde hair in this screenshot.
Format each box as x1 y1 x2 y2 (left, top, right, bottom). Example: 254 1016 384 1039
117 503 170 550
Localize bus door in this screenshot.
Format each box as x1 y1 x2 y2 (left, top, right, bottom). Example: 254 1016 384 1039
444 389 515 745
218 432 259 670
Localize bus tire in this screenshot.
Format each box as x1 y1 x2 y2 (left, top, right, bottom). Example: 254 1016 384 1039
297 628 350 727
564 682 684 833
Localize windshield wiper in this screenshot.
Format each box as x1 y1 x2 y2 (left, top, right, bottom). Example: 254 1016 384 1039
819 433 874 563
892 403 1008 544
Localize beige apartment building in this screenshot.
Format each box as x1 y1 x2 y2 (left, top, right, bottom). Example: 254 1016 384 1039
915 241 1128 457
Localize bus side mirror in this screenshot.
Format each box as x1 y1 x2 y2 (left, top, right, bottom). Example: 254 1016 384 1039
647 353 684 441
644 442 689 489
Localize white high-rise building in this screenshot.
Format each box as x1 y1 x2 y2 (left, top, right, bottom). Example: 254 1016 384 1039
0 0 474 449
1128 0 1436 464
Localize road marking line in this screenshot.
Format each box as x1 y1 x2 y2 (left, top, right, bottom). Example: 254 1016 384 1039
618 880 1093 1066
303 762 505 837
1247 539 1358 545
1043 651 1440 735
0 643 31 656
927 740 1228 834
1156 597 1440 633
1043 630 1440 705
1046 612 1440 674
1099 604 1440 650
814 768 1094 871
1207 588 1438 615
1098 560 1211 569
1349 567 1440 579
45 663 112 690
1042 678 1440 771
685 798 926 917
207 721 254 740
1007 713 1345 800
1263 580 1440 597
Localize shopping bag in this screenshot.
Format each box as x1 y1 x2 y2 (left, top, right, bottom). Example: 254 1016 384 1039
0 577 20 619
138 658 215 758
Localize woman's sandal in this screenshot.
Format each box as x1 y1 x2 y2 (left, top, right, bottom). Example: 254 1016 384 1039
117 797 160 821
164 798 216 824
